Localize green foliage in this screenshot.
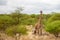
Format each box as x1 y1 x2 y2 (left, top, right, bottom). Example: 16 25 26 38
5 25 27 36
45 21 60 37
47 13 60 23
30 14 38 18
45 13 60 37
0 15 16 31
5 26 15 36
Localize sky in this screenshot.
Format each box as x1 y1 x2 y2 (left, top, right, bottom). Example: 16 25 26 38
0 0 60 14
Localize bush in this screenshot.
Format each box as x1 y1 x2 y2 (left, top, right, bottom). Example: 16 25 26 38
47 14 60 23
5 25 27 36
45 20 60 37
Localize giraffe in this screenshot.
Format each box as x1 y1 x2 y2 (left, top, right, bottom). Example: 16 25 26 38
33 11 43 35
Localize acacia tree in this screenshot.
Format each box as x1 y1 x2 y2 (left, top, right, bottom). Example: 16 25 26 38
11 7 24 25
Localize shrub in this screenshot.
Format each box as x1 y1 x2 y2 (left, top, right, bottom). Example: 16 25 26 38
45 20 60 37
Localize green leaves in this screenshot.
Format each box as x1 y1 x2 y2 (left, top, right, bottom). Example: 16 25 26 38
5 25 27 36
45 13 60 37
45 21 60 33
47 13 60 23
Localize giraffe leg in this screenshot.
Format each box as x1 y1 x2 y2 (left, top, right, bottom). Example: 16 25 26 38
34 30 36 34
